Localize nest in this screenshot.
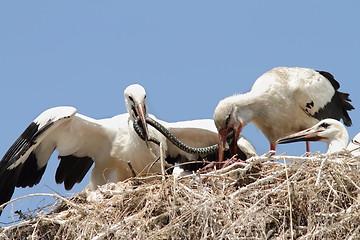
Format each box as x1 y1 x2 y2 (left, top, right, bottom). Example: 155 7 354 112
1 152 360 239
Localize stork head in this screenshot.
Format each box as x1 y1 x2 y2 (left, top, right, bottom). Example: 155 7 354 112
124 84 149 140
276 119 349 153
214 99 243 162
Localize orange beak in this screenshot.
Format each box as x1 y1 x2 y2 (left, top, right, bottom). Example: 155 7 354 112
218 129 228 163
218 124 242 162
231 124 242 155
277 127 324 145
134 103 149 142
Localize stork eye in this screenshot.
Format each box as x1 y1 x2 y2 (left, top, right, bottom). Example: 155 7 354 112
319 122 330 129
129 96 134 102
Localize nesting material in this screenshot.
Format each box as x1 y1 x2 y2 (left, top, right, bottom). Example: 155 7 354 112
1 152 360 239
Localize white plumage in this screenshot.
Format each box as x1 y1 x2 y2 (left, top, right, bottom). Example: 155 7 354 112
346 133 360 157
213 67 353 160
0 83 257 210
277 118 360 156
160 118 257 166
0 84 167 209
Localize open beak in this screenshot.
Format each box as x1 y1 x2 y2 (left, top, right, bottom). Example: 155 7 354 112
133 102 149 143
218 129 228 163
231 125 242 155
276 127 324 145
218 125 241 162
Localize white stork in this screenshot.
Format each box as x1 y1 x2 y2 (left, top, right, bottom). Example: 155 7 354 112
0 84 167 209
276 118 360 156
213 67 354 161
0 84 257 210
347 133 360 157
158 118 257 171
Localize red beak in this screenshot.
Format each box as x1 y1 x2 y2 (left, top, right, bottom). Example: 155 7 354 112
230 124 242 156
218 129 228 162
277 127 324 145
134 103 149 142
218 124 243 162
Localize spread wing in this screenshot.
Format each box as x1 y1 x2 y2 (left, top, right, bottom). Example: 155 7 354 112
0 106 113 208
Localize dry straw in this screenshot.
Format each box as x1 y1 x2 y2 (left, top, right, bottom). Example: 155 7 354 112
1 152 360 239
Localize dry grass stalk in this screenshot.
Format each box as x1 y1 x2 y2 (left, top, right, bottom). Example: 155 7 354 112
1 152 360 239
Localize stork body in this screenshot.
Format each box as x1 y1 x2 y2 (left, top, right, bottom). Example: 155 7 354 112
214 67 354 159
0 84 257 210
0 84 167 207
135 115 257 172
346 133 360 157
277 118 360 156
160 118 257 169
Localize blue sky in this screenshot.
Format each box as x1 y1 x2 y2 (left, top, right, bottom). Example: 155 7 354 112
1 1 359 224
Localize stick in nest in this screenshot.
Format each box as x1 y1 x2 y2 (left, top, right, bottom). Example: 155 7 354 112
0 193 89 217
127 161 138 178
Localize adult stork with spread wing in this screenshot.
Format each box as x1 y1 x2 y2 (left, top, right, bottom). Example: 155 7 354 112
0 83 256 212
0 84 167 209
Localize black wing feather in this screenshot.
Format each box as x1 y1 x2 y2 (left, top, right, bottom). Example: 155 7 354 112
16 152 47 188
0 121 53 209
314 71 354 126
0 165 22 209
56 155 94 190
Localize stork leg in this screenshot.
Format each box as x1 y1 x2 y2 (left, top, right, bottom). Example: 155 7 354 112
261 144 276 158
270 144 276 151
306 141 310 152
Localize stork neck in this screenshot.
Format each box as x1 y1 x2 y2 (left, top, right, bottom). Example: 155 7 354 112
327 136 348 153
231 92 262 126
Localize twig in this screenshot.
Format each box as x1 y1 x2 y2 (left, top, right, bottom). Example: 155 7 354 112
223 164 306 233
178 183 206 199
270 155 313 162
315 157 328 186
179 156 274 180
147 157 161 174
325 179 340 199
160 142 166 180
348 226 360 240
302 209 360 239
0 219 33 233
91 221 123 240
1 215 82 236
229 161 302 199
1 153 358 239
283 157 294 240
0 193 88 216
98 184 158 196
127 161 138 178
31 219 39 239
